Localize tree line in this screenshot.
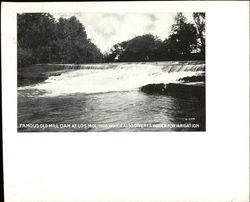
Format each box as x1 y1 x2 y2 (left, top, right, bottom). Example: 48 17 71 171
17 12 205 67
104 13 205 62
17 13 103 67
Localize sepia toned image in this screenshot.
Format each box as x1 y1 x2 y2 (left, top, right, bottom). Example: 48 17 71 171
17 12 206 132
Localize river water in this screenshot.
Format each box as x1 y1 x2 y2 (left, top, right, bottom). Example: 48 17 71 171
18 61 205 132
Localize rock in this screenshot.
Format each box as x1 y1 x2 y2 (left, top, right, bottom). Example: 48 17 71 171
140 83 205 98
178 75 205 83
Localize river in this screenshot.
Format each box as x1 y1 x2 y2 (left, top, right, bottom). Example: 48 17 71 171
18 61 205 132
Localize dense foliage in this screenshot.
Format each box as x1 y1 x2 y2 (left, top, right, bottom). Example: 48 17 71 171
17 12 205 67
105 12 205 62
17 13 103 67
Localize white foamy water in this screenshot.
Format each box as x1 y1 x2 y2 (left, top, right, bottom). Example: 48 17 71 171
18 62 205 97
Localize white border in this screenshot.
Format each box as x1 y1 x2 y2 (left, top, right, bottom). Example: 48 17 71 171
2 1 249 202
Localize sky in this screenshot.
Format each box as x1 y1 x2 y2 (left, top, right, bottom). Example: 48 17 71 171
53 12 194 53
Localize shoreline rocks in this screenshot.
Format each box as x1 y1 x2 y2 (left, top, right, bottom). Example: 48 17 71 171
140 82 205 99
178 75 205 83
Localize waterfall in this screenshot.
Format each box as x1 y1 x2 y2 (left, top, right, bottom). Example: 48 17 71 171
18 61 205 97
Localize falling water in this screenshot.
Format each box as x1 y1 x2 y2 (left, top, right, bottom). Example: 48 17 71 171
18 61 205 132
18 61 205 97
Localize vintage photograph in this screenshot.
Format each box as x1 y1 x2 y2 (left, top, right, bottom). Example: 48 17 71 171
17 12 206 132
3 2 249 202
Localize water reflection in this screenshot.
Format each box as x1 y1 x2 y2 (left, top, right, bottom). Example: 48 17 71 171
18 90 205 132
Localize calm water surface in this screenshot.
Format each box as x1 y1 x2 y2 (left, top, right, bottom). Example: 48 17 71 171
18 62 205 132
18 90 205 132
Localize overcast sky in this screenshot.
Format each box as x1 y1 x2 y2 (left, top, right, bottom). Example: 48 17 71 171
53 12 194 53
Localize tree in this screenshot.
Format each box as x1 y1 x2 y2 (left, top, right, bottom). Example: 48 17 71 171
17 13 56 49
17 13 103 67
168 12 198 57
122 34 160 62
193 12 205 53
53 16 89 63
106 34 161 62
104 42 128 62
17 13 56 66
